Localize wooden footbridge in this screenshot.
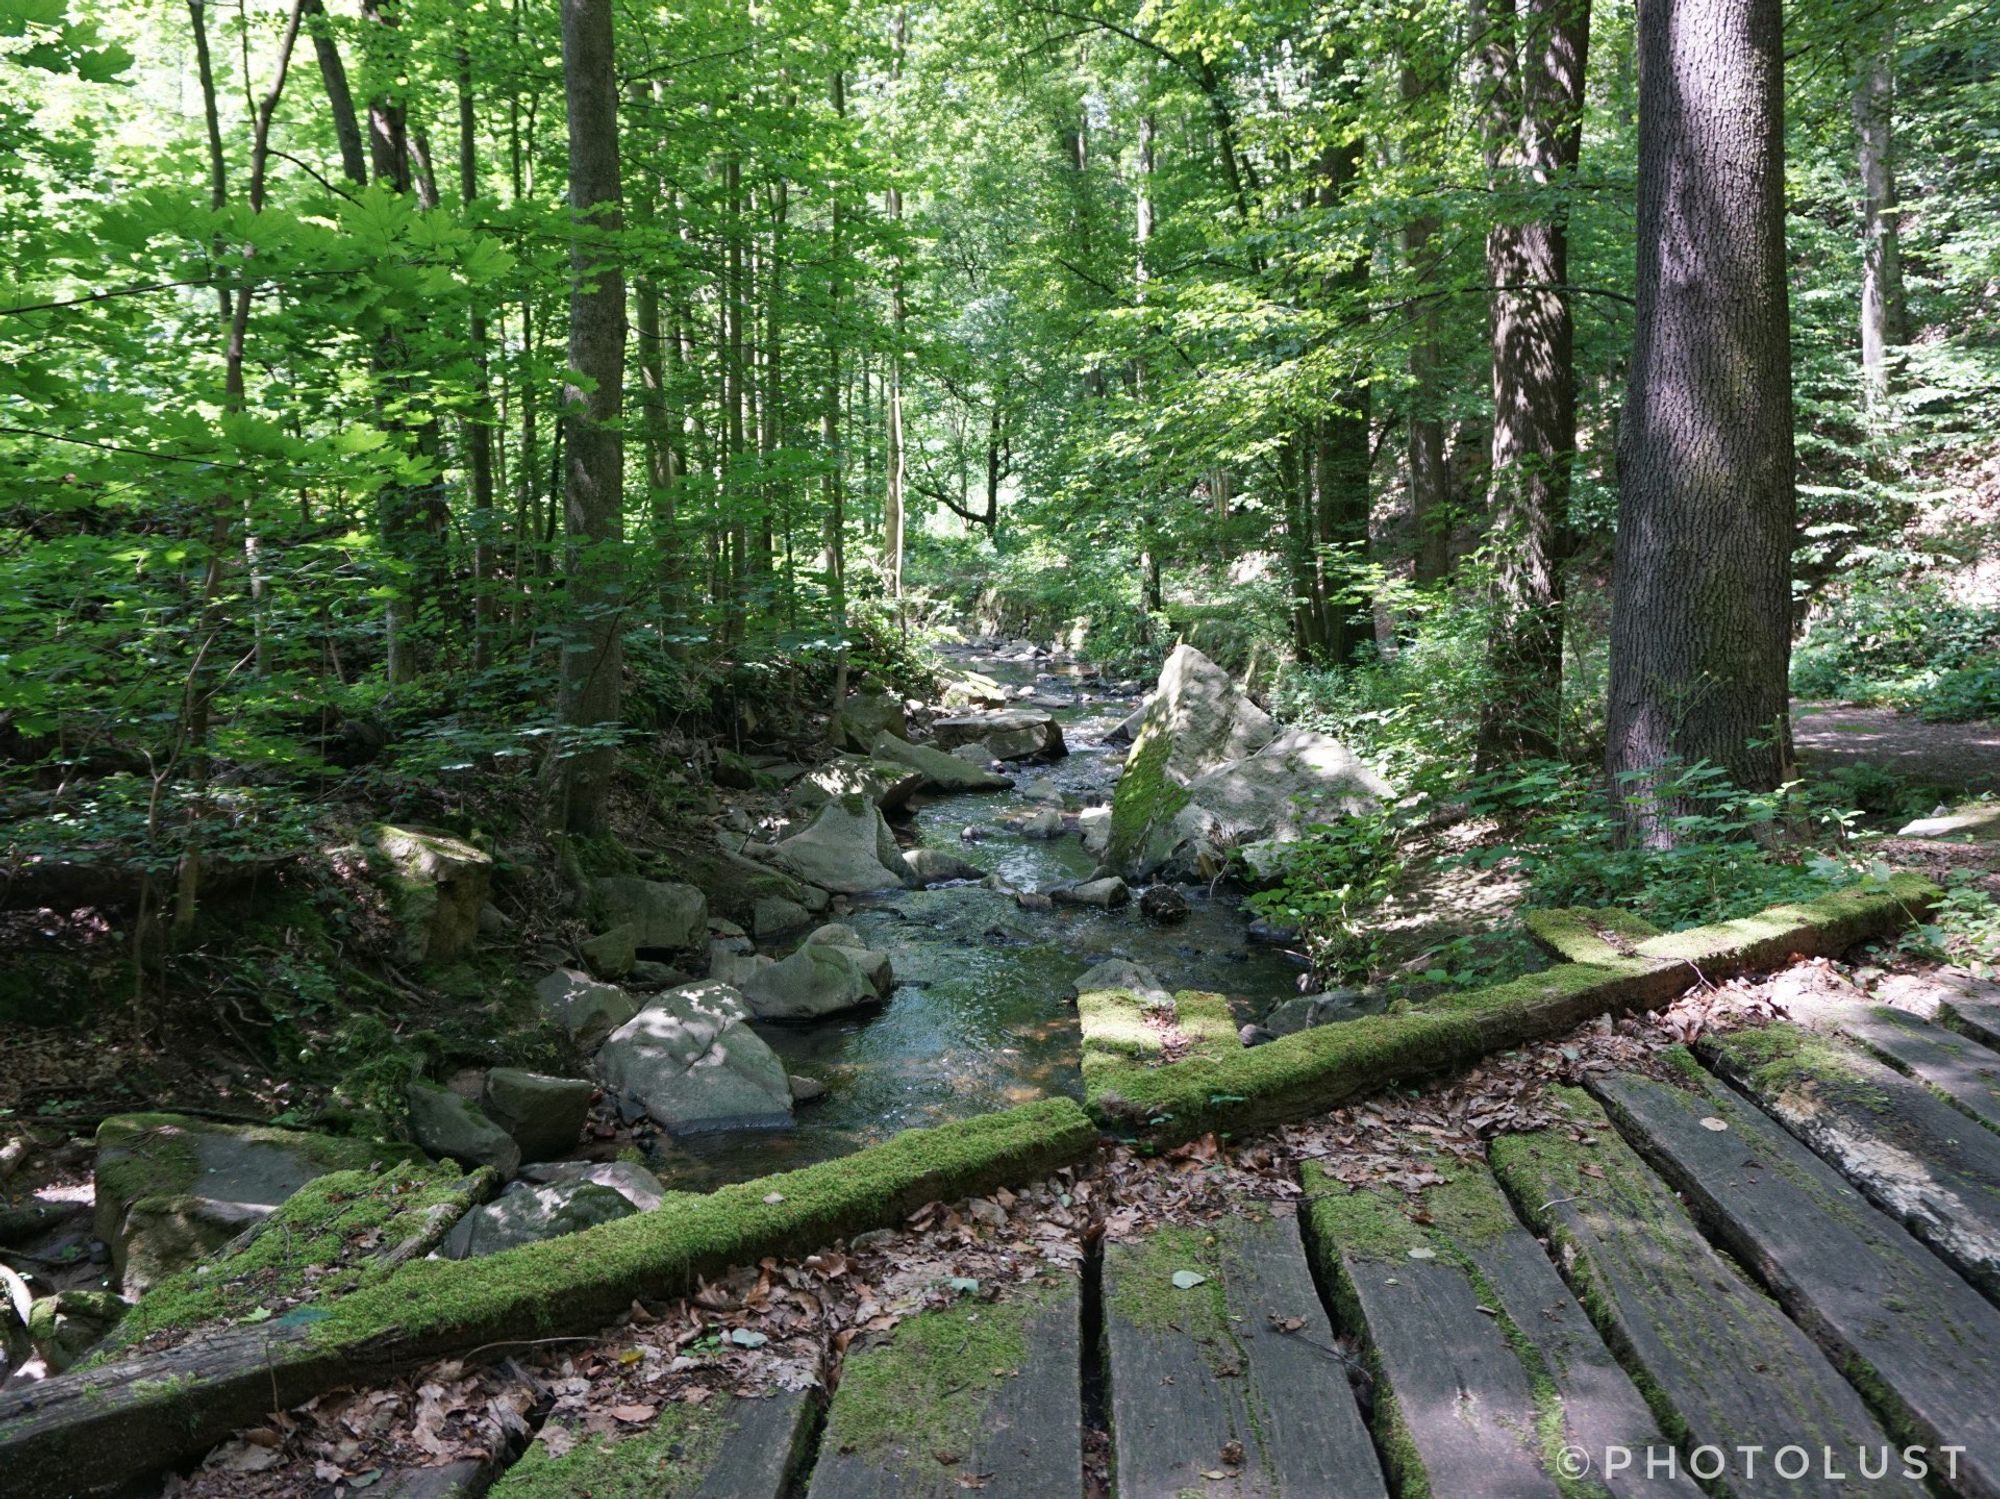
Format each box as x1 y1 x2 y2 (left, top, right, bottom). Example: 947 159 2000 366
470 973 2000 1499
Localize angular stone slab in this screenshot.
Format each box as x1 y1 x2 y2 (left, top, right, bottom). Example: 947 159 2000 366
1306 1162 1692 1499
1489 1089 1919 1499
490 1387 814 1498
1702 1024 2000 1301
808 1271 1080 1499
1836 1004 2000 1133
1592 1066 2000 1499
1103 1207 1385 1499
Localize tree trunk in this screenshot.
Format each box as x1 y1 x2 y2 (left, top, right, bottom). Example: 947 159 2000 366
1607 0 1795 840
556 0 625 832
882 7 908 621
1315 132 1372 667
459 45 498 672
303 0 367 186
1476 0 1589 768
1400 57 1449 588
1853 43 1908 409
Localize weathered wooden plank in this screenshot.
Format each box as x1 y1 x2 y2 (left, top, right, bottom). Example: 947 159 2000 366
1304 1168 1557 1498
1833 1004 2000 1134
489 1387 815 1498
1103 1206 1385 1499
807 1270 1080 1499
1947 994 2000 1052
1594 1065 2000 1499
378 1458 502 1498
1701 1024 2000 1302
1489 1088 1922 1499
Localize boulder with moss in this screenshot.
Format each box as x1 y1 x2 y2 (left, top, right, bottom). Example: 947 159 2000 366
439 1162 679 1260
739 939 891 1022
26 1291 126 1374
789 755 925 813
869 731 1013 792
93 1114 419 1297
406 1082 521 1179
532 968 639 1051
479 1070 594 1162
371 825 493 964
586 877 706 954
828 685 908 752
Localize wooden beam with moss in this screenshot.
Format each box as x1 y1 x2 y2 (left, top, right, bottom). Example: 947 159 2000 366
1698 1023 2000 1302
1089 876 1937 1145
1303 1160 1686 1499
1521 907 1663 966
0 1098 1098 1499
1590 1063 2000 1494
1488 1086 1921 1498
1078 985 1236 1109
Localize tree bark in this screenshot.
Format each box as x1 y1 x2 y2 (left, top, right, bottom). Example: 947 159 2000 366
1476 0 1589 767
882 7 909 621
303 0 367 186
458 46 498 673
1401 59 1449 589
1607 0 1795 840
1853 43 1907 409
556 0 625 832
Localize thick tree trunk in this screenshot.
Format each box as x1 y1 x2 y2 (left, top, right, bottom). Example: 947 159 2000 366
1853 44 1908 409
1607 0 1795 840
1476 0 1589 768
556 0 625 832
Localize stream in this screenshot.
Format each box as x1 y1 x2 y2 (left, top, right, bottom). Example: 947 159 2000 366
646 649 1307 1190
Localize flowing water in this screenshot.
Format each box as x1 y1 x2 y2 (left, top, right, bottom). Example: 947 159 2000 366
647 650 1306 1189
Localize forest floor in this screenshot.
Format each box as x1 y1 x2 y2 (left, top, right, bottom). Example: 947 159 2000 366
1794 700 2000 794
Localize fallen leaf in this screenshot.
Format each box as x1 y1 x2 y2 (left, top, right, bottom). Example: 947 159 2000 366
1406 1247 1437 1260
608 1404 657 1424
1171 1270 1206 1289
1700 1117 1729 1132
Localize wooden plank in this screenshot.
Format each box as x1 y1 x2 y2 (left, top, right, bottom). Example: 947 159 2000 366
807 1270 1080 1499
1103 1206 1385 1499
1447 1171 1699 1499
1702 1024 2000 1302
1594 1065 2000 1499
1303 1168 1558 1499
1947 995 2000 1052
1489 1089 1922 1499
1833 1004 2000 1134
490 1388 815 1499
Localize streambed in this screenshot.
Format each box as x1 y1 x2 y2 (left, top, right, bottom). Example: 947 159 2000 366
647 650 1306 1189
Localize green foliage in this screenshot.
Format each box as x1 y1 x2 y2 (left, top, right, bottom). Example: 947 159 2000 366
1898 873 2000 978
1791 582 2000 706
1463 760 1868 930
1246 812 1404 984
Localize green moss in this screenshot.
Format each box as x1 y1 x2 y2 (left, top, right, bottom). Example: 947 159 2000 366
1104 1225 1230 1340
821 1277 1053 1484
491 1403 719 1497
1703 1025 1891 1112
1105 720 1188 874
309 1098 1095 1353
1522 908 1663 964
97 1161 483 1359
1087 879 1935 1147
1079 988 1236 1106
1303 1167 1434 1264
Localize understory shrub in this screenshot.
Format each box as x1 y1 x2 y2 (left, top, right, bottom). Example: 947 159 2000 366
1791 582 2000 708
1245 810 1404 983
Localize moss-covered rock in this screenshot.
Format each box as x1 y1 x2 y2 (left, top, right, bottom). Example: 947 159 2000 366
372 825 493 964
26 1291 126 1373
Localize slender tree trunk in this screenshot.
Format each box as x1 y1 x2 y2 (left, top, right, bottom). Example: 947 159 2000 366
303 0 367 185
458 46 498 672
1400 57 1449 587
882 7 908 621
1315 131 1372 666
1853 42 1908 409
557 0 625 832
1476 0 1590 767
1607 0 1795 840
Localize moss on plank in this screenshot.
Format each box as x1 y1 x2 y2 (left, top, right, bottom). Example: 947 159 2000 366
308 1098 1096 1353
1523 908 1663 964
1079 988 1236 1105
1088 878 1935 1146
95 1162 485 1360
1103 1224 1231 1340
820 1276 1055 1487
1701 1024 1892 1114
491 1402 720 1497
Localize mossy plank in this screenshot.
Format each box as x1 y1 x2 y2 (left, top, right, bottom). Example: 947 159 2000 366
807 1273 1080 1499
1103 1207 1385 1499
1522 908 1663 966
1089 879 1936 1147
1489 1091 1916 1499
378 1457 505 1497
1945 995 2000 1052
1303 1170 1558 1498
1591 1067 2000 1497
489 1388 814 1498
1702 1025 2000 1302
0 1100 1096 1499
1834 1005 2000 1135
